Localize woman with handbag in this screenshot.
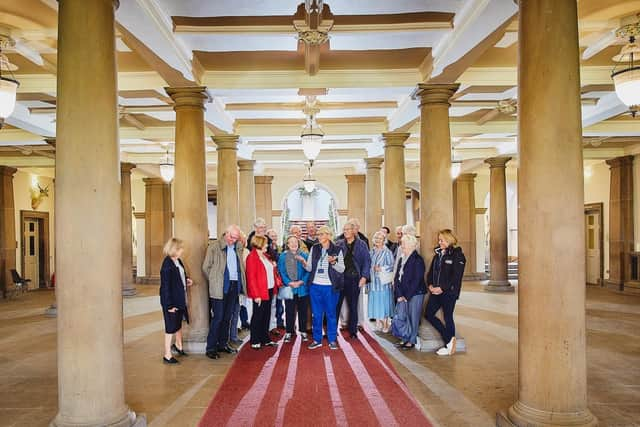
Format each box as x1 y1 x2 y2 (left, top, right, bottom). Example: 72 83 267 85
368 231 395 333
246 235 282 350
277 235 310 343
393 234 426 350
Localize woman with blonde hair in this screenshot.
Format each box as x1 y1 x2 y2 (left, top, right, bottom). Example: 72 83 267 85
160 238 193 364
425 229 466 356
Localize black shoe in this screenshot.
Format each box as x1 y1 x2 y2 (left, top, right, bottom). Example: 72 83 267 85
264 341 277 347
241 323 251 330
206 351 220 360
401 343 415 351
218 346 238 354
357 325 365 333
171 344 188 356
163 356 179 364
349 333 358 340
394 341 406 348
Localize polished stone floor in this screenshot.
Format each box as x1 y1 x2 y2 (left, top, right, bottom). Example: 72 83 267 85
0 282 638 427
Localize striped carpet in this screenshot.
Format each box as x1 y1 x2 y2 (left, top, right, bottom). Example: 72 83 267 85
198 330 433 427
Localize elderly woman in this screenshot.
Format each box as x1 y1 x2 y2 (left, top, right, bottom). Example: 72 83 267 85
393 234 427 350
159 238 193 364
277 235 310 342
267 228 285 332
425 229 466 356
368 231 395 333
303 225 345 350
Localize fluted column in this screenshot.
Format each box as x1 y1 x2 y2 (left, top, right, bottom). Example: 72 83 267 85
414 83 459 263
53 0 139 425
605 155 634 291
0 166 17 299
238 160 256 234
166 86 210 349
365 158 384 238
497 1 597 425
453 173 477 278
485 157 513 292
255 176 274 228
213 135 240 233
121 163 136 297
345 174 366 224
382 132 409 241
143 178 172 283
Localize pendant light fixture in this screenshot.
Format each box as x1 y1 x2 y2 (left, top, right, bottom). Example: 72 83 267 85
302 163 316 193
159 148 174 183
0 34 19 128
611 19 640 116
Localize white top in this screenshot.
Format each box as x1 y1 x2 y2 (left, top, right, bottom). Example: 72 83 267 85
305 246 345 286
260 255 275 289
174 259 187 306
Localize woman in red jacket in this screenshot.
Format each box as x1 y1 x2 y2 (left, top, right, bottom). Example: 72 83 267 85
246 235 281 349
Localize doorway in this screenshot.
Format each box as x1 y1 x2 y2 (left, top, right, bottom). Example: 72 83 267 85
20 211 50 289
584 203 603 286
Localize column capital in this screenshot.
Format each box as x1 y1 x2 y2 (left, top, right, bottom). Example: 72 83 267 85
44 138 56 148
120 162 136 174
364 157 384 170
165 86 210 111
213 134 240 150
255 175 274 185
606 155 634 168
382 132 410 148
143 177 170 186
413 83 460 107
237 159 256 172
345 174 366 183
0 166 17 177
456 173 477 182
485 156 512 169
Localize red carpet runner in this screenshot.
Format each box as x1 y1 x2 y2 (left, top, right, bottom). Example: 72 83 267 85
198 331 433 427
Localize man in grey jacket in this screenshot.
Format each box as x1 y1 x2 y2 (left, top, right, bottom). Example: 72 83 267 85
203 225 246 359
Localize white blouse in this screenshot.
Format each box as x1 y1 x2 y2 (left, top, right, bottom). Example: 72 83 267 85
260 255 275 289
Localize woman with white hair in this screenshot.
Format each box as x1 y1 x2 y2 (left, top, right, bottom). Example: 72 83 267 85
368 231 395 332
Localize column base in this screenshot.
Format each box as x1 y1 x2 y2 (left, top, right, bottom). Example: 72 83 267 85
51 410 147 427
497 401 597 427
603 279 623 292
44 303 57 318
485 280 515 292
182 326 209 354
418 322 466 353
463 272 488 281
122 286 138 298
135 276 160 285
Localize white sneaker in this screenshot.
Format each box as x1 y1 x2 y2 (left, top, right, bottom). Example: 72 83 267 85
415 337 422 351
300 332 308 342
436 337 457 356
436 346 450 356
284 333 292 343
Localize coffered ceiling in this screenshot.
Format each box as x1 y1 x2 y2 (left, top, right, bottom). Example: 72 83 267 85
0 0 639 181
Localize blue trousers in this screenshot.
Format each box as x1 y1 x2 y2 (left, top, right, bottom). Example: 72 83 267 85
405 293 425 344
275 298 285 327
336 273 360 336
206 285 238 352
310 284 340 344
229 298 240 341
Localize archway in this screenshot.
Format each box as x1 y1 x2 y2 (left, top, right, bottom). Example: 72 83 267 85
280 181 339 242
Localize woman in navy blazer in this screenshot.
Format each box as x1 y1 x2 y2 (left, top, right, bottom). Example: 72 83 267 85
393 234 427 350
160 238 192 364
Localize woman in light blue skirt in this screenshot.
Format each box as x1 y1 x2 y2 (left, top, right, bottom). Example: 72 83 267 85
368 231 395 332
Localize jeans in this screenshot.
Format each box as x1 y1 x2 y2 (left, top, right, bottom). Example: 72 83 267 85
406 293 425 344
250 289 273 345
336 273 361 336
285 294 309 334
425 291 457 345
239 304 249 328
310 284 339 344
275 298 285 327
206 284 239 352
229 298 240 341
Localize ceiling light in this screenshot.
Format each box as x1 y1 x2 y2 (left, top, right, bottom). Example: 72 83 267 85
0 35 19 128
450 161 462 179
159 149 174 183
301 113 324 165
302 164 316 193
611 20 640 117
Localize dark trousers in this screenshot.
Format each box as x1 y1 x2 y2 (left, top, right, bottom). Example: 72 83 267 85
240 304 249 327
275 298 285 327
206 284 238 352
285 294 309 334
337 273 361 336
250 288 273 345
425 291 457 345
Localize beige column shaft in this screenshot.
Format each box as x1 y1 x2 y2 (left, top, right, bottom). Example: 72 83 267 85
453 173 477 277
0 166 17 298
485 158 513 292
255 176 274 227
166 87 210 347
364 158 384 238
414 84 459 263
499 1 597 425
383 132 409 241
121 163 136 296
213 135 240 233
143 178 172 282
53 1 136 425
238 160 256 234
345 174 366 224
605 155 634 291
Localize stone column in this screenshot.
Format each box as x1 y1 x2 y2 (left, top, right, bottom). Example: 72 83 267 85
238 160 256 234
364 158 383 238
605 155 634 291
497 1 597 425
166 86 210 350
0 166 17 298
213 135 240 233
414 84 459 263
382 132 409 241
485 157 513 292
53 0 140 425
453 173 477 279
121 163 136 297
143 178 172 283
255 176 274 228
345 174 366 224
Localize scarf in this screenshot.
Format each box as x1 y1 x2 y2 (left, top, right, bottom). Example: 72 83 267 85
285 249 299 281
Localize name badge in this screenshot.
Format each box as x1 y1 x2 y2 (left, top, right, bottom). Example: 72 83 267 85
317 268 325 274
445 260 453 264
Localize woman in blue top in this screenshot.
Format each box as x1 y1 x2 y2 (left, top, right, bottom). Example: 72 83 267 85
368 231 395 333
278 235 310 343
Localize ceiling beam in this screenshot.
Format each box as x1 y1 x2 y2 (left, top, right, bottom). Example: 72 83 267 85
457 66 615 86
225 101 398 111
15 71 167 93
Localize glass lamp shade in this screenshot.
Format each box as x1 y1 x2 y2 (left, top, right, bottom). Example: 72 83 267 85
301 133 323 160
612 67 640 108
159 163 174 183
303 177 316 192
450 162 462 179
0 77 19 120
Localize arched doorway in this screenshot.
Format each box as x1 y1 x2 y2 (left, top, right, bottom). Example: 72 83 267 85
280 181 339 242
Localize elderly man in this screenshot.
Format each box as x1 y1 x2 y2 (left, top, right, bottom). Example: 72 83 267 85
248 217 277 260
304 221 318 249
336 217 370 249
336 221 371 339
203 225 245 360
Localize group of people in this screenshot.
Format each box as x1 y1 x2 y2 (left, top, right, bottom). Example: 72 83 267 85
158 217 466 363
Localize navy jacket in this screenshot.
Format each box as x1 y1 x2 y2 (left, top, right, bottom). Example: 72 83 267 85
306 241 344 291
160 256 190 322
336 232 370 249
394 251 427 300
426 246 466 297
336 237 371 282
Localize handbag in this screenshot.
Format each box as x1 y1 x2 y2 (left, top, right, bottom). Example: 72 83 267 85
391 300 412 340
377 268 395 285
277 284 293 300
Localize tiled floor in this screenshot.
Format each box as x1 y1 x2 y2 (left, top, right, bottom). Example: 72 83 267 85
0 282 638 427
